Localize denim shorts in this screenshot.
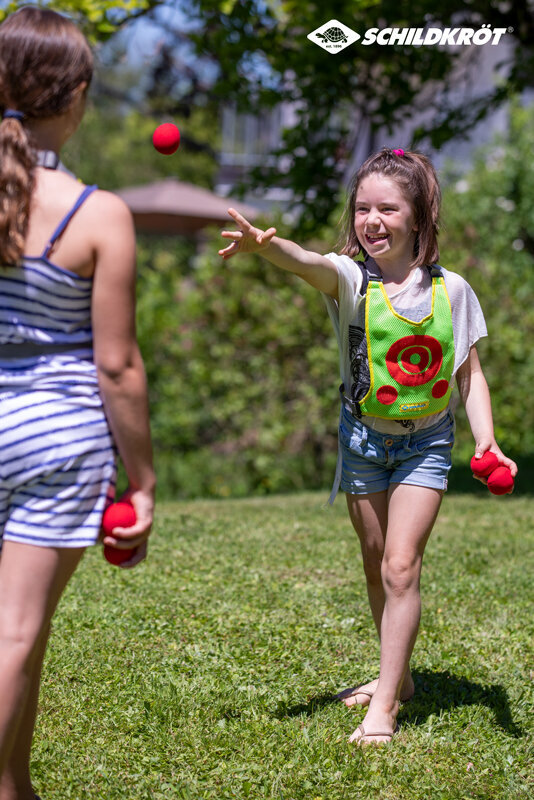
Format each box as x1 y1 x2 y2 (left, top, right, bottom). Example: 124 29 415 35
339 407 455 495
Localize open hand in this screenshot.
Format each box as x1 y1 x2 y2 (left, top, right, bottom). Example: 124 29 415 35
219 208 277 260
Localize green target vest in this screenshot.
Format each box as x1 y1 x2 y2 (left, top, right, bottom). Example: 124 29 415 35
358 264 455 419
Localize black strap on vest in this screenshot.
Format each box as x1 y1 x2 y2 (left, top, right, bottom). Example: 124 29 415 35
357 256 382 294
355 256 443 295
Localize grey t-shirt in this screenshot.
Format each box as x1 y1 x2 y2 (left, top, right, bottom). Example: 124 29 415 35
323 254 487 433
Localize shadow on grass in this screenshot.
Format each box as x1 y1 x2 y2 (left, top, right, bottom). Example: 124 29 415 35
274 669 523 737
273 693 339 719
403 669 523 737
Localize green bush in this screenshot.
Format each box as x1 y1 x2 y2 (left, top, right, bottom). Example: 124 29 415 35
135 230 340 498
440 103 534 459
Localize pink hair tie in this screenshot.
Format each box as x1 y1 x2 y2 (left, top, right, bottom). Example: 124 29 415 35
392 148 405 157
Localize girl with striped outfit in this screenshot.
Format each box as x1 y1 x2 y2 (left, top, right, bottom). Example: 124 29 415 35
0 7 155 797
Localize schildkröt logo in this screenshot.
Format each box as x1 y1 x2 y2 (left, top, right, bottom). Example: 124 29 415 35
307 21 510 53
361 25 508 46
307 19 360 54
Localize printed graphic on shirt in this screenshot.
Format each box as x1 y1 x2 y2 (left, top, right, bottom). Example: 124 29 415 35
348 324 370 403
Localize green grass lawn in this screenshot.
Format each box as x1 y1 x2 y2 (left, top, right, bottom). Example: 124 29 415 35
35 492 533 800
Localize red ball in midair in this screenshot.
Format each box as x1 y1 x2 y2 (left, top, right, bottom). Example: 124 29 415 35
152 123 181 155
470 451 499 477
487 466 514 495
102 501 137 565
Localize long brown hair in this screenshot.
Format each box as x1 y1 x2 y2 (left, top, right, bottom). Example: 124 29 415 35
339 148 441 268
0 7 93 264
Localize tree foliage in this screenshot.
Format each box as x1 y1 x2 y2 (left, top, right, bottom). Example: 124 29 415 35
135 226 340 498
62 104 218 190
8 1 533 237
0 1 163 40
184 0 534 234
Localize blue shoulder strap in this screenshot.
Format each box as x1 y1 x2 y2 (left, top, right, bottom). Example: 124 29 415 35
42 184 98 258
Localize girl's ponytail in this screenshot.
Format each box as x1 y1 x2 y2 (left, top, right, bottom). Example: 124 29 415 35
0 7 93 266
0 113 35 264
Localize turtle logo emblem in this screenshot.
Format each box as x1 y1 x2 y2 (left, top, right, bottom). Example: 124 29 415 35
317 27 348 45
307 19 360 53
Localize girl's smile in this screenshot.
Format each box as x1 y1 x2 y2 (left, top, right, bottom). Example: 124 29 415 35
365 233 389 244
355 175 418 270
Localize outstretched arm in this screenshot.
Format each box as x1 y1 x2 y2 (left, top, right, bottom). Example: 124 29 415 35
456 345 517 481
219 208 339 299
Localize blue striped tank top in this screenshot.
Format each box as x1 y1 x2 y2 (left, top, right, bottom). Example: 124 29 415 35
0 185 117 548
0 184 97 392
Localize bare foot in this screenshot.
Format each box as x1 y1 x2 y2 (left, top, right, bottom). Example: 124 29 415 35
337 674 415 708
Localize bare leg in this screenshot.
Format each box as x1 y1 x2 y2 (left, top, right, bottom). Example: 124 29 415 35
346 491 388 636
0 625 49 800
350 484 443 744
0 542 85 797
339 491 415 707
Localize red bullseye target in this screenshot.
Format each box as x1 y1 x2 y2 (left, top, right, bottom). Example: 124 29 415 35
400 345 430 373
386 335 443 386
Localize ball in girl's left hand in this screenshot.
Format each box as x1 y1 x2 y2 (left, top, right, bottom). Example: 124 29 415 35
470 451 499 477
487 466 514 495
152 123 180 155
102 502 137 565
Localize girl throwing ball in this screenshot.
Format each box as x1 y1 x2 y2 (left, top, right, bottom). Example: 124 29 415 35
219 148 516 745
0 7 155 796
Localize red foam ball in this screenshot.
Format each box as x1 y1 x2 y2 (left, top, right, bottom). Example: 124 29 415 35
103 544 136 566
102 502 137 565
487 466 514 495
470 451 499 477
152 123 180 155
102 501 136 534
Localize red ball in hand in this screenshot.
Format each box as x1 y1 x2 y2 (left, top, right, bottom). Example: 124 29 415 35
102 502 137 565
470 451 499 477
103 545 135 566
487 466 514 495
152 123 180 155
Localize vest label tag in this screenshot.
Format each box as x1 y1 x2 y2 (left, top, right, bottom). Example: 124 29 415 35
399 400 429 413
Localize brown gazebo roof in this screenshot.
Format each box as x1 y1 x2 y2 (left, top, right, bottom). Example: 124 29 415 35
117 178 259 236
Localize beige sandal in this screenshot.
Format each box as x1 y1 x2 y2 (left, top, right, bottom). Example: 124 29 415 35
352 722 400 746
336 684 374 706
337 683 414 706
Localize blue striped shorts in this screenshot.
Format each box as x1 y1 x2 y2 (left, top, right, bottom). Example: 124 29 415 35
0 389 117 548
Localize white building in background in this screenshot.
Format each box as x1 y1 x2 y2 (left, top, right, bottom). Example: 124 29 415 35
216 103 297 213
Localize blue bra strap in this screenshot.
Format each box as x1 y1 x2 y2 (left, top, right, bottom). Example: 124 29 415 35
42 184 98 258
